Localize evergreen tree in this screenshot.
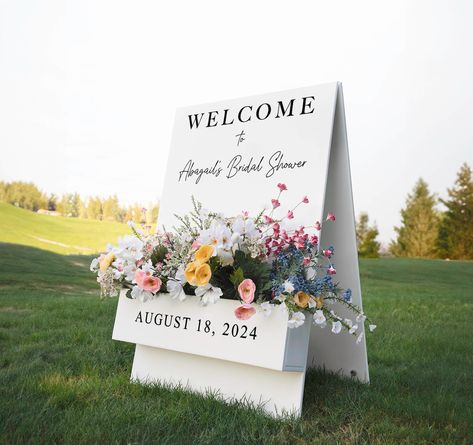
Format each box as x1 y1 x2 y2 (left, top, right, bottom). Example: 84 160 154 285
47 194 58 211
437 163 473 259
356 212 380 258
390 178 439 258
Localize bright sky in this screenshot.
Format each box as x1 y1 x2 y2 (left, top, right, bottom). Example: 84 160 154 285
0 0 472 244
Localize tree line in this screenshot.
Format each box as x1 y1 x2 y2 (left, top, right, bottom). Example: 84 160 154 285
0 181 159 224
355 162 473 260
1 162 472 259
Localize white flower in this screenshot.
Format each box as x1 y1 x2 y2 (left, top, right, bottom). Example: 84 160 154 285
140 260 154 274
287 311 305 329
216 248 234 266
90 257 99 272
356 332 364 344
308 297 316 309
349 324 359 334
232 216 259 239
198 222 232 250
260 301 272 317
195 284 223 305
369 324 377 332
123 264 137 281
344 318 353 328
168 265 186 301
356 312 366 323
283 280 294 293
331 320 342 334
167 280 186 301
313 310 326 326
131 285 153 302
115 235 144 263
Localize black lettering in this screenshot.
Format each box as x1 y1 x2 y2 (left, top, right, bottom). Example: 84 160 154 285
207 111 219 127
164 314 173 327
222 109 234 126
154 313 163 326
275 99 295 118
256 103 271 120
182 317 191 330
238 105 252 123
135 311 143 323
301 96 315 115
145 312 153 324
174 315 181 329
188 113 204 129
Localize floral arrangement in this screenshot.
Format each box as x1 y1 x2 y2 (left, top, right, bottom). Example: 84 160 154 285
91 184 375 340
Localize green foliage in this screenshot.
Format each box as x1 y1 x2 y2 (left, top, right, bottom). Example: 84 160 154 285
0 245 472 443
0 180 47 211
150 245 168 266
229 266 244 287
86 196 103 220
390 178 439 258
102 195 121 221
233 250 272 296
437 162 473 259
58 193 82 217
356 212 380 258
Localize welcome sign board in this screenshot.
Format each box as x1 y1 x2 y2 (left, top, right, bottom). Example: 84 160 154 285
112 82 369 416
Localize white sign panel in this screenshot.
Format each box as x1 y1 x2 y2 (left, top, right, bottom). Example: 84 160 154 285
113 82 369 416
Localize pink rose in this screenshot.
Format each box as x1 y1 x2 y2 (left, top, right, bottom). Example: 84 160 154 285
314 221 321 231
302 196 309 204
287 210 294 219
271 199 280 209
234 304 256 320
263 215 273 224
323 249 333 258
238 278 256 303
327 266 337 275
134 269 162 293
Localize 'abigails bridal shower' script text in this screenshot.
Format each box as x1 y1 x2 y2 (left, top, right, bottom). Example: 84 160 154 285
178 150 308 184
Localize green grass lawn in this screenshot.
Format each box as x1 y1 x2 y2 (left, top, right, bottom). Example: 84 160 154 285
0 202 130 254
0 242 472 444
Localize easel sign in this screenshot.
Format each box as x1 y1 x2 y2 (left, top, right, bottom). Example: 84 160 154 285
112 82 369 416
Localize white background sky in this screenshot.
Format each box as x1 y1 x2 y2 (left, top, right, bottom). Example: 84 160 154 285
1 0 472 244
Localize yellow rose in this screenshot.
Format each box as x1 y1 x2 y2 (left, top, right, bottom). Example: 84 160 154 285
195 245 214 264
99 252 115 272
314 296 324 309
185 261 199 286
294 291 310 308
195 263 212 286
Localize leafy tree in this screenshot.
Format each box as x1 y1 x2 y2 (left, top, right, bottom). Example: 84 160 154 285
102 195 120 221
437 163 473 259
57 193 82 217
87 197 103 220
356 212 380 258
390 178 439 258
2 181 46 211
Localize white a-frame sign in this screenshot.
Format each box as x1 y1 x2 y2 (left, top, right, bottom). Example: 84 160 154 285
112 82 369 417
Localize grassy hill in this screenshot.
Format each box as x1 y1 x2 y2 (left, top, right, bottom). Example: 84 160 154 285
0 241 472 444
0 202 131 254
